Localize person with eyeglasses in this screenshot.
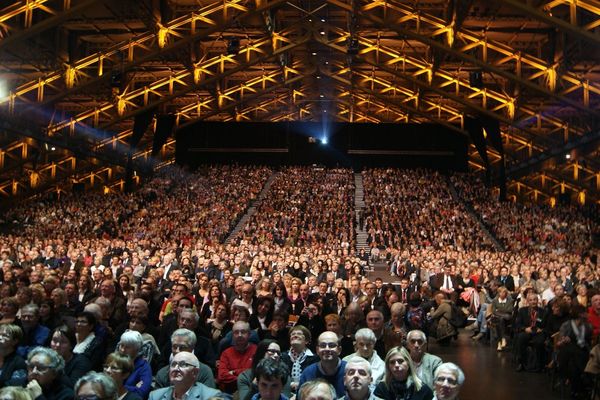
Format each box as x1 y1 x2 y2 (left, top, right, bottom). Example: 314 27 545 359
73 311 106 371
218 321 257 394
238 339 292 400
152 329 215 389
298 331 347 400
17 304 51 358
149 352 222 400
24 347 73 400
74 371 118 400
102 352 141 400
280 325 318 394
431 363 464 400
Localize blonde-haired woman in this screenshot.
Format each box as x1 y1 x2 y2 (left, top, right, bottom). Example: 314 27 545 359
374 346 433 400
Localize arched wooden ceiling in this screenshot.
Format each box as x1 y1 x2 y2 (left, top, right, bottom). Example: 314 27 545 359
0 0 598 205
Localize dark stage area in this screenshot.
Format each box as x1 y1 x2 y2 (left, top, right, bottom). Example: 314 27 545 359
175 121 468 171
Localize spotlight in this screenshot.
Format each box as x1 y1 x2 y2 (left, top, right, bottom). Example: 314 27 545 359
320 30 325 35
50 146 56 151
565 154 571 160
320 94 324 98
321 137 328 145
312 52 317 56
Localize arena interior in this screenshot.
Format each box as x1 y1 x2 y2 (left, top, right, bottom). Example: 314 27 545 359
0 1 599 400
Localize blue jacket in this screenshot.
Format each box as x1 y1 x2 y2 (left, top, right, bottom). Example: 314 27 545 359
17 325 50 358
125 356 153 399
298 360 347 400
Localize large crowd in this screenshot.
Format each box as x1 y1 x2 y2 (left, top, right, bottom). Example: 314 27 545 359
0 164 597 400
362 169 496 253
450 172 598 255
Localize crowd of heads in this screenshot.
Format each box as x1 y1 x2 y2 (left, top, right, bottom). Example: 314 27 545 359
0 164 597 400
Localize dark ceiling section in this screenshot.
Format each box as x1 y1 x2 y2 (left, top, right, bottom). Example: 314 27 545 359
0 0 597 205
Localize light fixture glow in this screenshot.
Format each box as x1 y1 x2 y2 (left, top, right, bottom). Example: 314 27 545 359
565 154 571 160
50 146 56 151
321 137 328 145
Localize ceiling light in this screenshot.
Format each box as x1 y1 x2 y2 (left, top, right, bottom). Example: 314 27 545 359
321 18 326 22
320 94 324 98
565 154 571 160
320 30 325 35
51 147 56 151
312 52 317 56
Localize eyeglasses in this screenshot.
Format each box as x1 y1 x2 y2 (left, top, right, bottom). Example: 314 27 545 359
26 362 51 373
435 376 458 386
103 365 123 373
318 342 338 349
170 361 198 369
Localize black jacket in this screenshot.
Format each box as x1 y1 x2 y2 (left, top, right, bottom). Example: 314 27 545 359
0 351 27 387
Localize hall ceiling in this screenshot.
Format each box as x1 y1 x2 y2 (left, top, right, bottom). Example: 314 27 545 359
0 0 599 205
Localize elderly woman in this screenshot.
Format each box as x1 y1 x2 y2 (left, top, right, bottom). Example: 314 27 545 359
432 363 464 400
0 324 27 387
24 347 73 400
384 302 407 352
103 352 142 400
374 346 433 400
50 325 92 386
342 328 385 386
281 325 318 393
117 331 152 399
75 371 118 400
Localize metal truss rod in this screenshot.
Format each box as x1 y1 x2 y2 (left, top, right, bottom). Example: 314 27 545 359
497 0 600 47
0 0 107 50
358 9 599 120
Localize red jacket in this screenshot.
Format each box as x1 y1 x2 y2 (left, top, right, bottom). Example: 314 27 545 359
587 307 600 341
217 343 257 393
